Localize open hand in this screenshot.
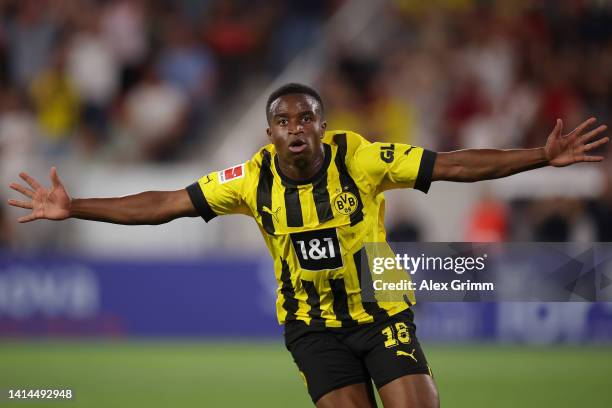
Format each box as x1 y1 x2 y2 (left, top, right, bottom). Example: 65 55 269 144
7 167 71 223
545 117 609 167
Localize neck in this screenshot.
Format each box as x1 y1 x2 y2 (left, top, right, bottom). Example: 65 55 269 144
279 145 325 181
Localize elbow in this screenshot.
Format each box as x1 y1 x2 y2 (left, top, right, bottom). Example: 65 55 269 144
433 154 471 182
438 163 471 182
125 209 173 226
449 164 466 181
435 151 503 182
440 165 484 183
146 212 175 225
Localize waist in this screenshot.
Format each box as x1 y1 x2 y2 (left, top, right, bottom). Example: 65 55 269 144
283 305 412 345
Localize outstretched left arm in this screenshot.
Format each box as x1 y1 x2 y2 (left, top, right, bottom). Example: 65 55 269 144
432 117 609 182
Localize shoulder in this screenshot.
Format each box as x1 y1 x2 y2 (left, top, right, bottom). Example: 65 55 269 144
323 130 371 157
213 147 272 189
243 144 277 173
249 145 273 166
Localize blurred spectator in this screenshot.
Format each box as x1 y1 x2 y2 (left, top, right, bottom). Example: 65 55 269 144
268 0 330 72
538 55 583 125
158 16 216 102
101 0 149 93
530 199 595 243
122 64 188 161
456 10 515 107
442 77 490 150
201 0 272 96
322 55 417 145
319 70 361 132
157 12 216 142
4 0 58 89
29 42 80 155
67 10 119 150
388 219 422 242
0 86 47 250
0 87 39 191
588 172 612 242
465 194 508 242
581 53 612 124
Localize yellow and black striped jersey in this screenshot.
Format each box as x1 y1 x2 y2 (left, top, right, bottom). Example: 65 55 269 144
187 130 437 327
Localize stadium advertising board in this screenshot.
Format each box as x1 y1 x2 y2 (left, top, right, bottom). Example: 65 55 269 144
1 252 612 343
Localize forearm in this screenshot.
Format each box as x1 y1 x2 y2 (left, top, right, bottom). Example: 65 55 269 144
433 148 548 182
69 190 195 225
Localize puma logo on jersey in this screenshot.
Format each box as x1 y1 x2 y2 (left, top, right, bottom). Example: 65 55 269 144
404 146 414 156
396 349 418 362
262 206 281 223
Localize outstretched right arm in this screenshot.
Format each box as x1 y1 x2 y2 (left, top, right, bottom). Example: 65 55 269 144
7 167 197 225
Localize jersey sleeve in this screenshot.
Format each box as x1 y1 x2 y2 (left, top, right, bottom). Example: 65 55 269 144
186 162 252 222
354 142 437 193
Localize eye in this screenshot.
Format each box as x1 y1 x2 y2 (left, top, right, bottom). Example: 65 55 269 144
302 114 312 122
277 118 288 126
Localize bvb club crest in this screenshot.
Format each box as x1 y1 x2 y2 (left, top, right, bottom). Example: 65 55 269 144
333 191 358 215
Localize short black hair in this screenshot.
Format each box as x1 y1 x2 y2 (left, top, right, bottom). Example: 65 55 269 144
266 83 324 123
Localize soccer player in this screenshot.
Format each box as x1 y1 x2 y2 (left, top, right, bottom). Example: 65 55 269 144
7 83 609 408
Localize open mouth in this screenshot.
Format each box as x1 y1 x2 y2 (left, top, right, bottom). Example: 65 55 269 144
288 139 307 153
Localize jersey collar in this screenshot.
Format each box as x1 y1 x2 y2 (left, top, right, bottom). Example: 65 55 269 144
274 143 332 186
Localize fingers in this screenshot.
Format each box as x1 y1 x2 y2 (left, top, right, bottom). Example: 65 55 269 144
9 182 34 198
7 199 33 209
580 124 608 143
581 155 604 162
17 213 38 223
50 166 63 189
583 136 609 152
568 117 597 137
7 184 36 222
552 118 563 137
19 172 42 190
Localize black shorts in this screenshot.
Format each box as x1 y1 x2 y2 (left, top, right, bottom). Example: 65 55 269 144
284 308 432 404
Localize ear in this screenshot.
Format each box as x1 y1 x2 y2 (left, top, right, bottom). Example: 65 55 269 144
266 127 272 143
320 121 327 138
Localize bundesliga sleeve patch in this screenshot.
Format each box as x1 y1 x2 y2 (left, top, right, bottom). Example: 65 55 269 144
218 163 245 184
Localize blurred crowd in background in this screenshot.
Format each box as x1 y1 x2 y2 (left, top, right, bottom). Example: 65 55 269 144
1 0 611 250
0 0 338 163
321 0 612 244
